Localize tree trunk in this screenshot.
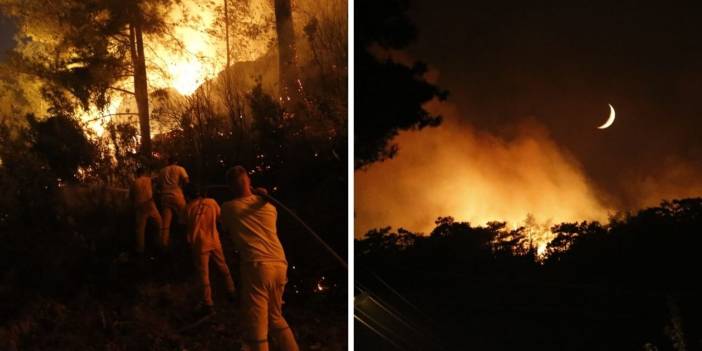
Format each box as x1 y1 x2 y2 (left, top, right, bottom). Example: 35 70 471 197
130 20 151 157
224 0 231 69
273 0 297 102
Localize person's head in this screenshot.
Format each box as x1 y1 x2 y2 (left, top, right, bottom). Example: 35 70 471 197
183 182 202 201
167 155 178 165
136 166 148 177
226 165 251 197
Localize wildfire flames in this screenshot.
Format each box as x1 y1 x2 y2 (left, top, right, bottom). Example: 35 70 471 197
355 101 613 252
80 0 276 135
147 0 274 95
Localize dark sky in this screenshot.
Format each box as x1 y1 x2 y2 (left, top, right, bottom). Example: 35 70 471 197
405 1 702 208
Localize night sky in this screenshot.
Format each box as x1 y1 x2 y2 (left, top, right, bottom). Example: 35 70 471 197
405 1 702 209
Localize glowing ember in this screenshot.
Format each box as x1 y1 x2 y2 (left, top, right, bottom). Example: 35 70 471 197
147 0 222 96
315 276 328 293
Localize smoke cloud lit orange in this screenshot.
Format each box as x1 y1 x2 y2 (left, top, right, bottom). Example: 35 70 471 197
355 101 614 242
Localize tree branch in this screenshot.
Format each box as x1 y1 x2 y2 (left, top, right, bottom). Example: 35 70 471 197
108 86 135 95
82 112 139 123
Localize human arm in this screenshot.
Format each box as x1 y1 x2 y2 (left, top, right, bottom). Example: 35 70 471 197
180 166 190 186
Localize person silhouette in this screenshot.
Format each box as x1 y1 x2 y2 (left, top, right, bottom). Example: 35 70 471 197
184 183 236 316
131 166 162 255
158 156 189 248
220 166 299 351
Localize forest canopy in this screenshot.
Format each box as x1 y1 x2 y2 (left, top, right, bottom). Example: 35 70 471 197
356 198 702 349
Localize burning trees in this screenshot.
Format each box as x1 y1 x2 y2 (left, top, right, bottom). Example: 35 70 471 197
0 0 176 156
273 0 298 103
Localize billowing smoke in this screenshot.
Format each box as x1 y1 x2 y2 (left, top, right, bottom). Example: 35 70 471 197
356 95 702 242
355 101 614 238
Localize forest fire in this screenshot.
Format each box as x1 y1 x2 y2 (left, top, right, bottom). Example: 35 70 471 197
356 98 702 253
0 0 347 349
76 0 275 134
146 0 273 95
355 101 613 250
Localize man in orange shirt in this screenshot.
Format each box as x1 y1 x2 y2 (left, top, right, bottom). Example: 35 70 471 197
184 184 236 315
131 166 162 255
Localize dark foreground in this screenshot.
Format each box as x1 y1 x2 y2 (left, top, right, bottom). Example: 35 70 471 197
1 250 346 351
0 202 346 351
356 198 702 350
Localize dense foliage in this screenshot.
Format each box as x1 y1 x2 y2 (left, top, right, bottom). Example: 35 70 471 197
354 0 447 168
355 199 702 350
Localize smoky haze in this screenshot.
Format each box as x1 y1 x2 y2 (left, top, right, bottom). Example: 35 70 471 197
355 99 702 237
355 1 702 237
355 101 613 236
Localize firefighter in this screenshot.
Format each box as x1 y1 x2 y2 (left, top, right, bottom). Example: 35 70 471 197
221 166 299 351
184 183 236 316
131 166 162 255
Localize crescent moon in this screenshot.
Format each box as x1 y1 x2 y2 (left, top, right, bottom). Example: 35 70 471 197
597 104 616 129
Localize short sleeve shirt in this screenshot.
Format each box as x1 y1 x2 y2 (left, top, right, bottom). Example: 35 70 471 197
185 198 222 253
221 195 287 264
132 176 154 205
159 165 189 197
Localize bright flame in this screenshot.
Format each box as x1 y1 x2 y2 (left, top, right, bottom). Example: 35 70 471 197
79 0 275 134
355 101 613 250
147 0 221 95
146 0 274 95
167 60 208 96
79 96 123 137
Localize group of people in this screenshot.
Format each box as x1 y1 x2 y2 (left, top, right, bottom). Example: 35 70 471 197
130 158 299 351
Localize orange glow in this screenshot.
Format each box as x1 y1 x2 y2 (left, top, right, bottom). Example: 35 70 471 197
147 0 222 96
79 96 123 137
355 101 613 249
80 0 276 134
147 0 275 95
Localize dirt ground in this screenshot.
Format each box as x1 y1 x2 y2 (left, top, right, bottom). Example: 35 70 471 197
0 252 347 351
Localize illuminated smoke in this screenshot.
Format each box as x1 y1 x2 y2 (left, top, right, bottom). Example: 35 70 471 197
355 101 614 241
355 99 702 252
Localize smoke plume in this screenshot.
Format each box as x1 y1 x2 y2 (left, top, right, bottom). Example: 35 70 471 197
355 101 614 237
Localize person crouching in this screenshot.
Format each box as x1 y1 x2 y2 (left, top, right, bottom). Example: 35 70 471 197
184 183 236 316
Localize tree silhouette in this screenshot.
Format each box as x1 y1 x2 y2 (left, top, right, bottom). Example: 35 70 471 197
354 0 447 169
356 198 702 349
27 114 98 182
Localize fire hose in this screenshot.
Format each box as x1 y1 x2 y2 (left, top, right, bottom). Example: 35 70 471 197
257 191 348 270
205 184 347 269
